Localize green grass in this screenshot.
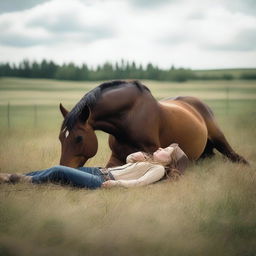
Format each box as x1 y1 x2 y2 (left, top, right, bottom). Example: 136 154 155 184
194 68 256 79
0 78 256 256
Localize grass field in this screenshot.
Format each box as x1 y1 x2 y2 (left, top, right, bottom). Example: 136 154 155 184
0 77 256 256
194 68 256 79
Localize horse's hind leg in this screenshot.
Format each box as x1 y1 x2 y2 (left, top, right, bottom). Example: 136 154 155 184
208 122 248 164
173 96 248 164
200 139 215 159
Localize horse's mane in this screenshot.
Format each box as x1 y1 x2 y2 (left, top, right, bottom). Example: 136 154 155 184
61 80 150 130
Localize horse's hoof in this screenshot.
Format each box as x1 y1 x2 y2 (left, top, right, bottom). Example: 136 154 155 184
240 158 250 165
235 155 250 165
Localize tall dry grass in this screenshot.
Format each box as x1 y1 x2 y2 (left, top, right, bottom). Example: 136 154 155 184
0 114 255 256
0 162 255 256
0 78 256 255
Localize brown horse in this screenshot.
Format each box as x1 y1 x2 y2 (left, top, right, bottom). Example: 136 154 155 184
59 80 248 168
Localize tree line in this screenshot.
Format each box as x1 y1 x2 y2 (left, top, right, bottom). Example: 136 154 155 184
0 59 255 82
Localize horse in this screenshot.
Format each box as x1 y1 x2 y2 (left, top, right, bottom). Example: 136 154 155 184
58 80 248 168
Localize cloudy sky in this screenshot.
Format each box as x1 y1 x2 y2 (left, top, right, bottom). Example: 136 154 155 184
0 0 256 69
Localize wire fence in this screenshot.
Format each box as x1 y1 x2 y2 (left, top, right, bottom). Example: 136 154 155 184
5 102 38 129
3 102 62 130
3 87 232 130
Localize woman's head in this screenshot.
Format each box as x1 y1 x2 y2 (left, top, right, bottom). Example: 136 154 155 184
153 146 175 164
153 143 189 174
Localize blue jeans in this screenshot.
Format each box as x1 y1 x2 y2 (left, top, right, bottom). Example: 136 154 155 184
25 165 105 189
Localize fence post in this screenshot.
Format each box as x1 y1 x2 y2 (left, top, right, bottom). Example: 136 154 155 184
34 104 37 128
7 102 10 129
226 86 229 116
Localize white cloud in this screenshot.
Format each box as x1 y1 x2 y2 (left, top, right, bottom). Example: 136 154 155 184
0 0 50 14
0 0 255 69
0 0 117 47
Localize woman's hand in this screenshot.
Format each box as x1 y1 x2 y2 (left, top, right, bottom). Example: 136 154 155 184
101 180 119 188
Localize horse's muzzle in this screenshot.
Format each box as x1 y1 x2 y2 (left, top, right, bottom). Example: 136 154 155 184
59 155 88 168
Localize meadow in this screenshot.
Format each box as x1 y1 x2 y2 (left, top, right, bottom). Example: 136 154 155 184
0 77 256 256
194 68 256 79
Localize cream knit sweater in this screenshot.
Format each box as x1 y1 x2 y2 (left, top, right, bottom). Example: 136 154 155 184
102 153 165 188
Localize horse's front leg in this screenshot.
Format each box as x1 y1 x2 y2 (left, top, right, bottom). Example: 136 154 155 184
106 135 128 167
105 153 124 167
106 135 160 167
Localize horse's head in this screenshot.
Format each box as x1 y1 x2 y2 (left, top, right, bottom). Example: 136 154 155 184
58 104 98 168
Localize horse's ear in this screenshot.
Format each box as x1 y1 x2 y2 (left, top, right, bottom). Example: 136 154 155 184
79 106 90 124
59 103 69 118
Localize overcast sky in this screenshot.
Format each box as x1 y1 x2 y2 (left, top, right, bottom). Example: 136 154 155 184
0 0 256 69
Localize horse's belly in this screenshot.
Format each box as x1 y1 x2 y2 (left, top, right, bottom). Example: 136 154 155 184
169 123 207 160
160 103 208 160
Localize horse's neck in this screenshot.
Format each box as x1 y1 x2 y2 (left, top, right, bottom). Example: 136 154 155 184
89 90 159 140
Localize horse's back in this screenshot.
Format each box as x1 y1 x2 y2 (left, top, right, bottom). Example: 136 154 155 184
163 96 224 139
161 96 214 120
161 96 218 133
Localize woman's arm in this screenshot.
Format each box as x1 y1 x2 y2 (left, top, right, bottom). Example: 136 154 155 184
102 165 165 188
126 152 151 163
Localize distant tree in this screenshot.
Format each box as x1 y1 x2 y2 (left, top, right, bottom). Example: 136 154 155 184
55 63 80 80
0 63 12 77
1 59 233 82
222 74 234 80
240 73 256 80
19 59 31 77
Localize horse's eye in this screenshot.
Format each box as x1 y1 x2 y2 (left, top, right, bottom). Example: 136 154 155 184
75 136 83 144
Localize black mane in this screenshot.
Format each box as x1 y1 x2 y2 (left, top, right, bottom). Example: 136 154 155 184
61 80 150 130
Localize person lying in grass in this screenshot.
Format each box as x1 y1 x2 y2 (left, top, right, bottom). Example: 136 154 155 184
0 143 189 189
